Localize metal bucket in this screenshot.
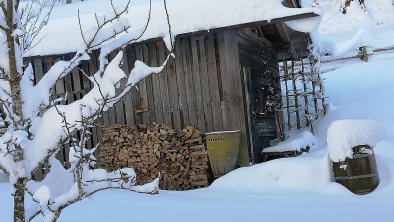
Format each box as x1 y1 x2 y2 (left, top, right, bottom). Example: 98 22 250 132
333 145 379 195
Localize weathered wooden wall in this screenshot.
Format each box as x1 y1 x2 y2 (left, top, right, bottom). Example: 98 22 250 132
25 28 253 173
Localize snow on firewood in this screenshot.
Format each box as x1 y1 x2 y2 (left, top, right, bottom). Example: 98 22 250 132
327 119 386 162
262 131 315 153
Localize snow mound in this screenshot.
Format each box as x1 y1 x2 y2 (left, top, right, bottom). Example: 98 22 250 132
262 131 315 153
304 0 394 58
327 119 386 162
210 155 331 193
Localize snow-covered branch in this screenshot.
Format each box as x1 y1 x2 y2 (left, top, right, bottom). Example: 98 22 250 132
0 78 11 104
19 0 56 52
21 1 132 120
21 53 91 119
26 153 158 222
79 1 131 51
26 50 168 175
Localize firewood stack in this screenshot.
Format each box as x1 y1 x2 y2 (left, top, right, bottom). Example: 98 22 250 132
98 123 210 190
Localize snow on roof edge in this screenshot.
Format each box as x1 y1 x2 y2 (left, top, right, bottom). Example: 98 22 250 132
24 0 322 57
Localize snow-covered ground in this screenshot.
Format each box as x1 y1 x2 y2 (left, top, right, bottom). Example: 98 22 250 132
2 52 394 222
303 0 394 58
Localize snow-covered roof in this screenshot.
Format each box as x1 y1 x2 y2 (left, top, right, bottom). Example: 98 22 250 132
25 0 321 57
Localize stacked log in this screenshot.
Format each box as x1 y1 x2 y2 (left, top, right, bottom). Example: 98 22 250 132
98 123 209 190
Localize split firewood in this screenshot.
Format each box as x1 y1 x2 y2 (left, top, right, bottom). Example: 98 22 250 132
98 123 210 190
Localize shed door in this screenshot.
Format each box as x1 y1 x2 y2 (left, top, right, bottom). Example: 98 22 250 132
241 66 279 163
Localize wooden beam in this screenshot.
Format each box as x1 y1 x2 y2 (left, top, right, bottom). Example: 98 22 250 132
276 23 297 57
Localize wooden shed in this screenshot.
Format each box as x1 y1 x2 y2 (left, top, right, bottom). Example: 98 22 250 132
24 0 320 166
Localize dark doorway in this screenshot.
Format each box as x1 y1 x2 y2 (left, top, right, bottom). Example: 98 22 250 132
241 66 279 163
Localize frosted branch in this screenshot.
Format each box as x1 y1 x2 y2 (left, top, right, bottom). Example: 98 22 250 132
23 0 133 120
26 157 158 222
22 53 90 120
19 0 56 52
25 51 168 175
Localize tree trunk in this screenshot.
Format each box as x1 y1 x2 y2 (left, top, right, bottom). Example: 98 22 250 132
14 178 26 222
5 1 27 222
5 24 23 126
52 211 61 222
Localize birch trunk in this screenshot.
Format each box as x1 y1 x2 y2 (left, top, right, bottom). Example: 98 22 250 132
13 178 26 222
5 1 26 221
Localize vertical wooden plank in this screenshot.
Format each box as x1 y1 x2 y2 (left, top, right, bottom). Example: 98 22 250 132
62 54 74 167
241 67 255 162
121 47 135 125
206 33 223 131
157 43 172 127
80 64 94 149
32 57 46 180
63 55 74 106
105 52 120 125
135 44 150 124
90 52 100 146
233 52 248 167
126 46 142 124
31 58 55 173
67 54 84 167
53 58 65 99
149 41 163 124
219 30 248 167
55 69 65 103
79 59 94 149
174 38 189 128
80 60 91 94
87 52 108 126
142 43 156 124
86 51 100 148
112 51 126 125
181 37 197 128
33 58 44 84
166 53 182 129
217 32 233 130
198 36 214 132
54 56 67 167
71 55 82 101
43 57 57 175
190 36 206 131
